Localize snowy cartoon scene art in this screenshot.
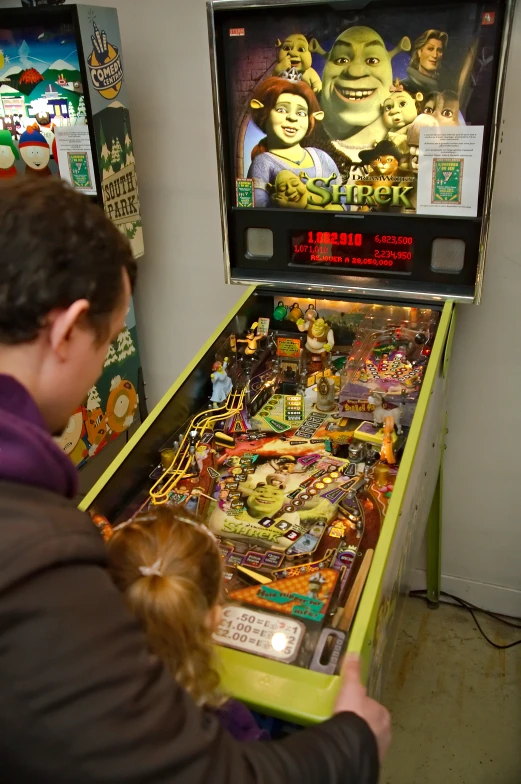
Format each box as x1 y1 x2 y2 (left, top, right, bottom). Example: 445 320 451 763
0 4 145 468
0 21 86 180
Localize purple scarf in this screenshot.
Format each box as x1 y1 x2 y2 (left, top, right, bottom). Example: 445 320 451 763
0 374 78 498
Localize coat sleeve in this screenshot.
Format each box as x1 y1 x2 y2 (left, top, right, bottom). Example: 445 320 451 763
0 545 379 784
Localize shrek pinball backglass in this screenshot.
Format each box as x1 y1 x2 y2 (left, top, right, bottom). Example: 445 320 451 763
209 0 512 301
218 0 502 214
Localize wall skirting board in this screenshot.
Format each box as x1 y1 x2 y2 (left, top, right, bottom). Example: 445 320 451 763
410 570 521 619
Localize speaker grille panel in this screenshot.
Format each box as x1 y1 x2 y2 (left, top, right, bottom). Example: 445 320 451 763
431 238 465 273
246 228 274 259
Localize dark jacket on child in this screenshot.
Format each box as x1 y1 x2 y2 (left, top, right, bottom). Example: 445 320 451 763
0 373 380 784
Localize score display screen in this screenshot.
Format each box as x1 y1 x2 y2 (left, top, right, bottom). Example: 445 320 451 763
291 231 414 273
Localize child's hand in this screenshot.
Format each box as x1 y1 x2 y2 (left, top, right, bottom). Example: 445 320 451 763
334 654 391 764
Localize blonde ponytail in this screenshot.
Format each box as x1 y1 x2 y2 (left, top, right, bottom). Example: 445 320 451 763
107 508 225 707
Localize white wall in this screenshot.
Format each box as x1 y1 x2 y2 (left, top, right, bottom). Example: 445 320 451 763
77 0 244 405
436 3 521 616
112 0 244 405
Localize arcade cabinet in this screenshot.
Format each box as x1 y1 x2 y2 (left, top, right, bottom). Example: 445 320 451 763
81 0 514 722
0 4 144 469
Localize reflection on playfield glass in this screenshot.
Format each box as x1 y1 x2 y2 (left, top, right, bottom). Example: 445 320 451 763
112 297 440 674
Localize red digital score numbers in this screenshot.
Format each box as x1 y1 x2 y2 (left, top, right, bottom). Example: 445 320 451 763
291 231 414 272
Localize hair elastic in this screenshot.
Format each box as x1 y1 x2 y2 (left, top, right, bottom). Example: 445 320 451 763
139 558 163 577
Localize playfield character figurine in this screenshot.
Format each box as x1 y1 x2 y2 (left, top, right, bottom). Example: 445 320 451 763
297 315 335 356
367 391 403 435
272 33 323 92
210 358 233 407
287 302 303 323
308 571 327 599
273 301 287 321
237 323 264 356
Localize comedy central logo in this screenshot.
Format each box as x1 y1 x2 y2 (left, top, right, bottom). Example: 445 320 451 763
87 22 123 100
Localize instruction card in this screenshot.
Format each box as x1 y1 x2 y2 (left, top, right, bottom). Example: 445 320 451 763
54 125 97 196
417 126 484 218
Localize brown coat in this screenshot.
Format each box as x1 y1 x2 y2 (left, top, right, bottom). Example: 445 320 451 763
0 480 379 783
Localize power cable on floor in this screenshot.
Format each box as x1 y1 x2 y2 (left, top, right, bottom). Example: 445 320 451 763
409 589 521 650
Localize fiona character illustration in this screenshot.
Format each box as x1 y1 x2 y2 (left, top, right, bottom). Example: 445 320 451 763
210 358 233 406
402 29 448 94
0 129 19 178
247 77 340 207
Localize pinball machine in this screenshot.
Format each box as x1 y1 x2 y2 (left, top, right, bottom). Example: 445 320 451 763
81 0 514 724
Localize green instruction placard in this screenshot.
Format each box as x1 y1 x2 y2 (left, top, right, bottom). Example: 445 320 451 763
432 159 463 204
236 178 254 208
67 152 93 190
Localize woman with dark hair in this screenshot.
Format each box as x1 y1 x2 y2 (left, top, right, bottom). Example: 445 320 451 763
403 29 448 94
247 76 339 207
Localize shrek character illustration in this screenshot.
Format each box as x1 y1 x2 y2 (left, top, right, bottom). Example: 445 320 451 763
273 33 323 92
19 126 52 177
268 169 342 210
382 83 423 153
297 316 335 355
247 77 339 207
403 29 448 94
268 169 308 208
209 476 337 549
316 27 411 155
0 129 19 178
422 90 460 126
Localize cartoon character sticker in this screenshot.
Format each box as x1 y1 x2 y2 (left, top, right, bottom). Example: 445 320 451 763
55 409 89 467
105 376 138 435
0 129 19 178
19 126 52 177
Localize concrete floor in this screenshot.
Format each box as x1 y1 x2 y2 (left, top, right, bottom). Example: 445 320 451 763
382 597 521 784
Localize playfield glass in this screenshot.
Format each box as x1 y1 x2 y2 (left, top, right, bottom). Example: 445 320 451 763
113 297 440 675
218 1 503 218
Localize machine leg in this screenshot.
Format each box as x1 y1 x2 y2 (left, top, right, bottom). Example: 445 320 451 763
426 469 442 608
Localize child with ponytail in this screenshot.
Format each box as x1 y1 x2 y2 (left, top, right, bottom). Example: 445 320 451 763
106 507 267 741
